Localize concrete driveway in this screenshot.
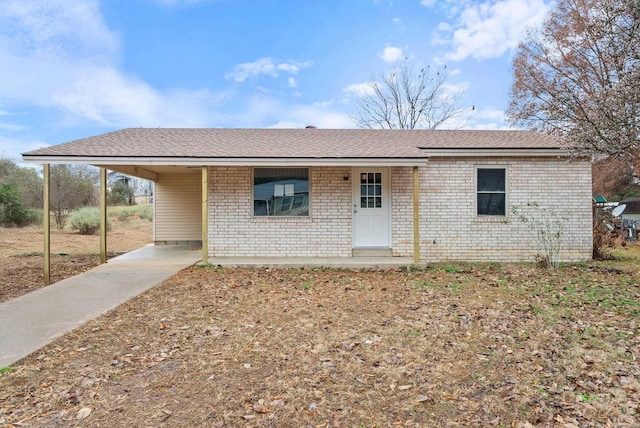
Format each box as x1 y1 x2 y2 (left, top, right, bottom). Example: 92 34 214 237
0 245 201 368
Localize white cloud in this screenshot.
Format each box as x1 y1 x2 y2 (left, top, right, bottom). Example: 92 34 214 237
268 102 354 129
1 0 119 66
0 135 47 162
433 0 550 61
232 96 353 129
226 58 312 83
53 67 227 127
379 46 404 63
0 121 24 132
467 108 511 130
343 82 376 97
420 0 437 7
0 0 355 161
442 81 469 98
0 0 228 129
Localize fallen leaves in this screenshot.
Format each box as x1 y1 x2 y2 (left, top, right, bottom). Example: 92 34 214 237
76 407 91 420
1 256 639 426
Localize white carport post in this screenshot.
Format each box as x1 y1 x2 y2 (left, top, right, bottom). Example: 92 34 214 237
201 166 208 264
100 168 107 264
43 163 51 285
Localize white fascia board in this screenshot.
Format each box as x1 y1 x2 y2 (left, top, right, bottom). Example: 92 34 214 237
420 148 568 157
21 156 427 167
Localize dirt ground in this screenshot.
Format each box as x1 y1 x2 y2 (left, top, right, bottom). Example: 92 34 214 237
0 225 639 427
0 218 152 303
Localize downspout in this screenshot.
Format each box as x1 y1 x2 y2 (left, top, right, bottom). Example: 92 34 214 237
413 166 420 264
201 166 208 264
43 163 50 285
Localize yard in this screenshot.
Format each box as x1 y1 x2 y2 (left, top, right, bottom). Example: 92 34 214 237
0 222 639 426
0 215 152 303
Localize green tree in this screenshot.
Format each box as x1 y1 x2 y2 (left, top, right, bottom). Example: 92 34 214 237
0 158 43 208
0 183 31 227
108 180 135 206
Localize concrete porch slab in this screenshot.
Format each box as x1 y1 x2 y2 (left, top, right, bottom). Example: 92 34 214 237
205 256 416 269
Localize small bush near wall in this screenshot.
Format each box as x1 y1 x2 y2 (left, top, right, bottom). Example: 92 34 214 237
67 207 112 235
512 202 567 268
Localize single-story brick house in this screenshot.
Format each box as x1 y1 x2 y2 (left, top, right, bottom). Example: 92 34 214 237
22 128 593 264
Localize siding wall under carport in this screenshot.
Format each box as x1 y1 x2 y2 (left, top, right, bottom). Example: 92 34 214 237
154 172 202 243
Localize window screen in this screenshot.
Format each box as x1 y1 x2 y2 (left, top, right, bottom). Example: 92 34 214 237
477 168 506 216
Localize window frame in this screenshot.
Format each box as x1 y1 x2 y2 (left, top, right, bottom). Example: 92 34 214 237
252 167 311 218
475 166 508 217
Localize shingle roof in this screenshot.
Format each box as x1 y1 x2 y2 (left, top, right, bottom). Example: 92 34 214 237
620 197 640 214
22 128 564 160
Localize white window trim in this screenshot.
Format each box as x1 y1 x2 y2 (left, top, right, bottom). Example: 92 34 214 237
475 165 508 218
252 167 312 218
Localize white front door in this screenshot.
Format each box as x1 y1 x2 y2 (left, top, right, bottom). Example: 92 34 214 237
353 168 390 247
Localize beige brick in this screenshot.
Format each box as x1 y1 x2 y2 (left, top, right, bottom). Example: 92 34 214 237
204 159 593 263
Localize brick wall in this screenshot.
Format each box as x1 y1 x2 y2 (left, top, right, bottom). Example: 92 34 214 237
205 159 593 262
391 167 414 257
207 166 352 257
420 157 593 263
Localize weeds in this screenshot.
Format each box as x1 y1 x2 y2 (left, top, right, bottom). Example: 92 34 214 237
444 265 459 273
108 204 153 221
578 393 600 403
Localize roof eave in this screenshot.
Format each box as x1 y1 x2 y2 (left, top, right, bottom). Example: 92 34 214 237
21 155 428 167
419 148 569 157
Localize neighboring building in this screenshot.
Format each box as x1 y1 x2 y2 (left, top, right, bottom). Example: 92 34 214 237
22 128 593 263
619 197 640 242
619 197 640 222
108 171 153 205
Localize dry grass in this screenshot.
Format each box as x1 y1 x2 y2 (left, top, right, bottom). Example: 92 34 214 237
1 247 639 427
0 217 152 303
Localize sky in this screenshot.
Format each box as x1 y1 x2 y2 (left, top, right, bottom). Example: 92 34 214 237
0 0 552 163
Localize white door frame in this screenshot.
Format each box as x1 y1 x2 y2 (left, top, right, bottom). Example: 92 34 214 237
352 167 391 248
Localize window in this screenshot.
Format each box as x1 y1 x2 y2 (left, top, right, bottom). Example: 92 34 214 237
477 168 506 216
253 168 309 216
360 172 382 208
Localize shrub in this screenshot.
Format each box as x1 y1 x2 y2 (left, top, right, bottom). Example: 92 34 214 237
512 202 567 269
67 207 112 235
133 204 153 221
24 208 42 225
109 204 153 221
593 219 616 260
0 183 35 227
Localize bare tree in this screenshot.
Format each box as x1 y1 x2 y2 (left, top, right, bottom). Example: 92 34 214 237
352 60 469 129
507 0 640 165
50 164 98 227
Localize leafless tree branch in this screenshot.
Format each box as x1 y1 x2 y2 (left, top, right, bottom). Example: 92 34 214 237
352 59 471 130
